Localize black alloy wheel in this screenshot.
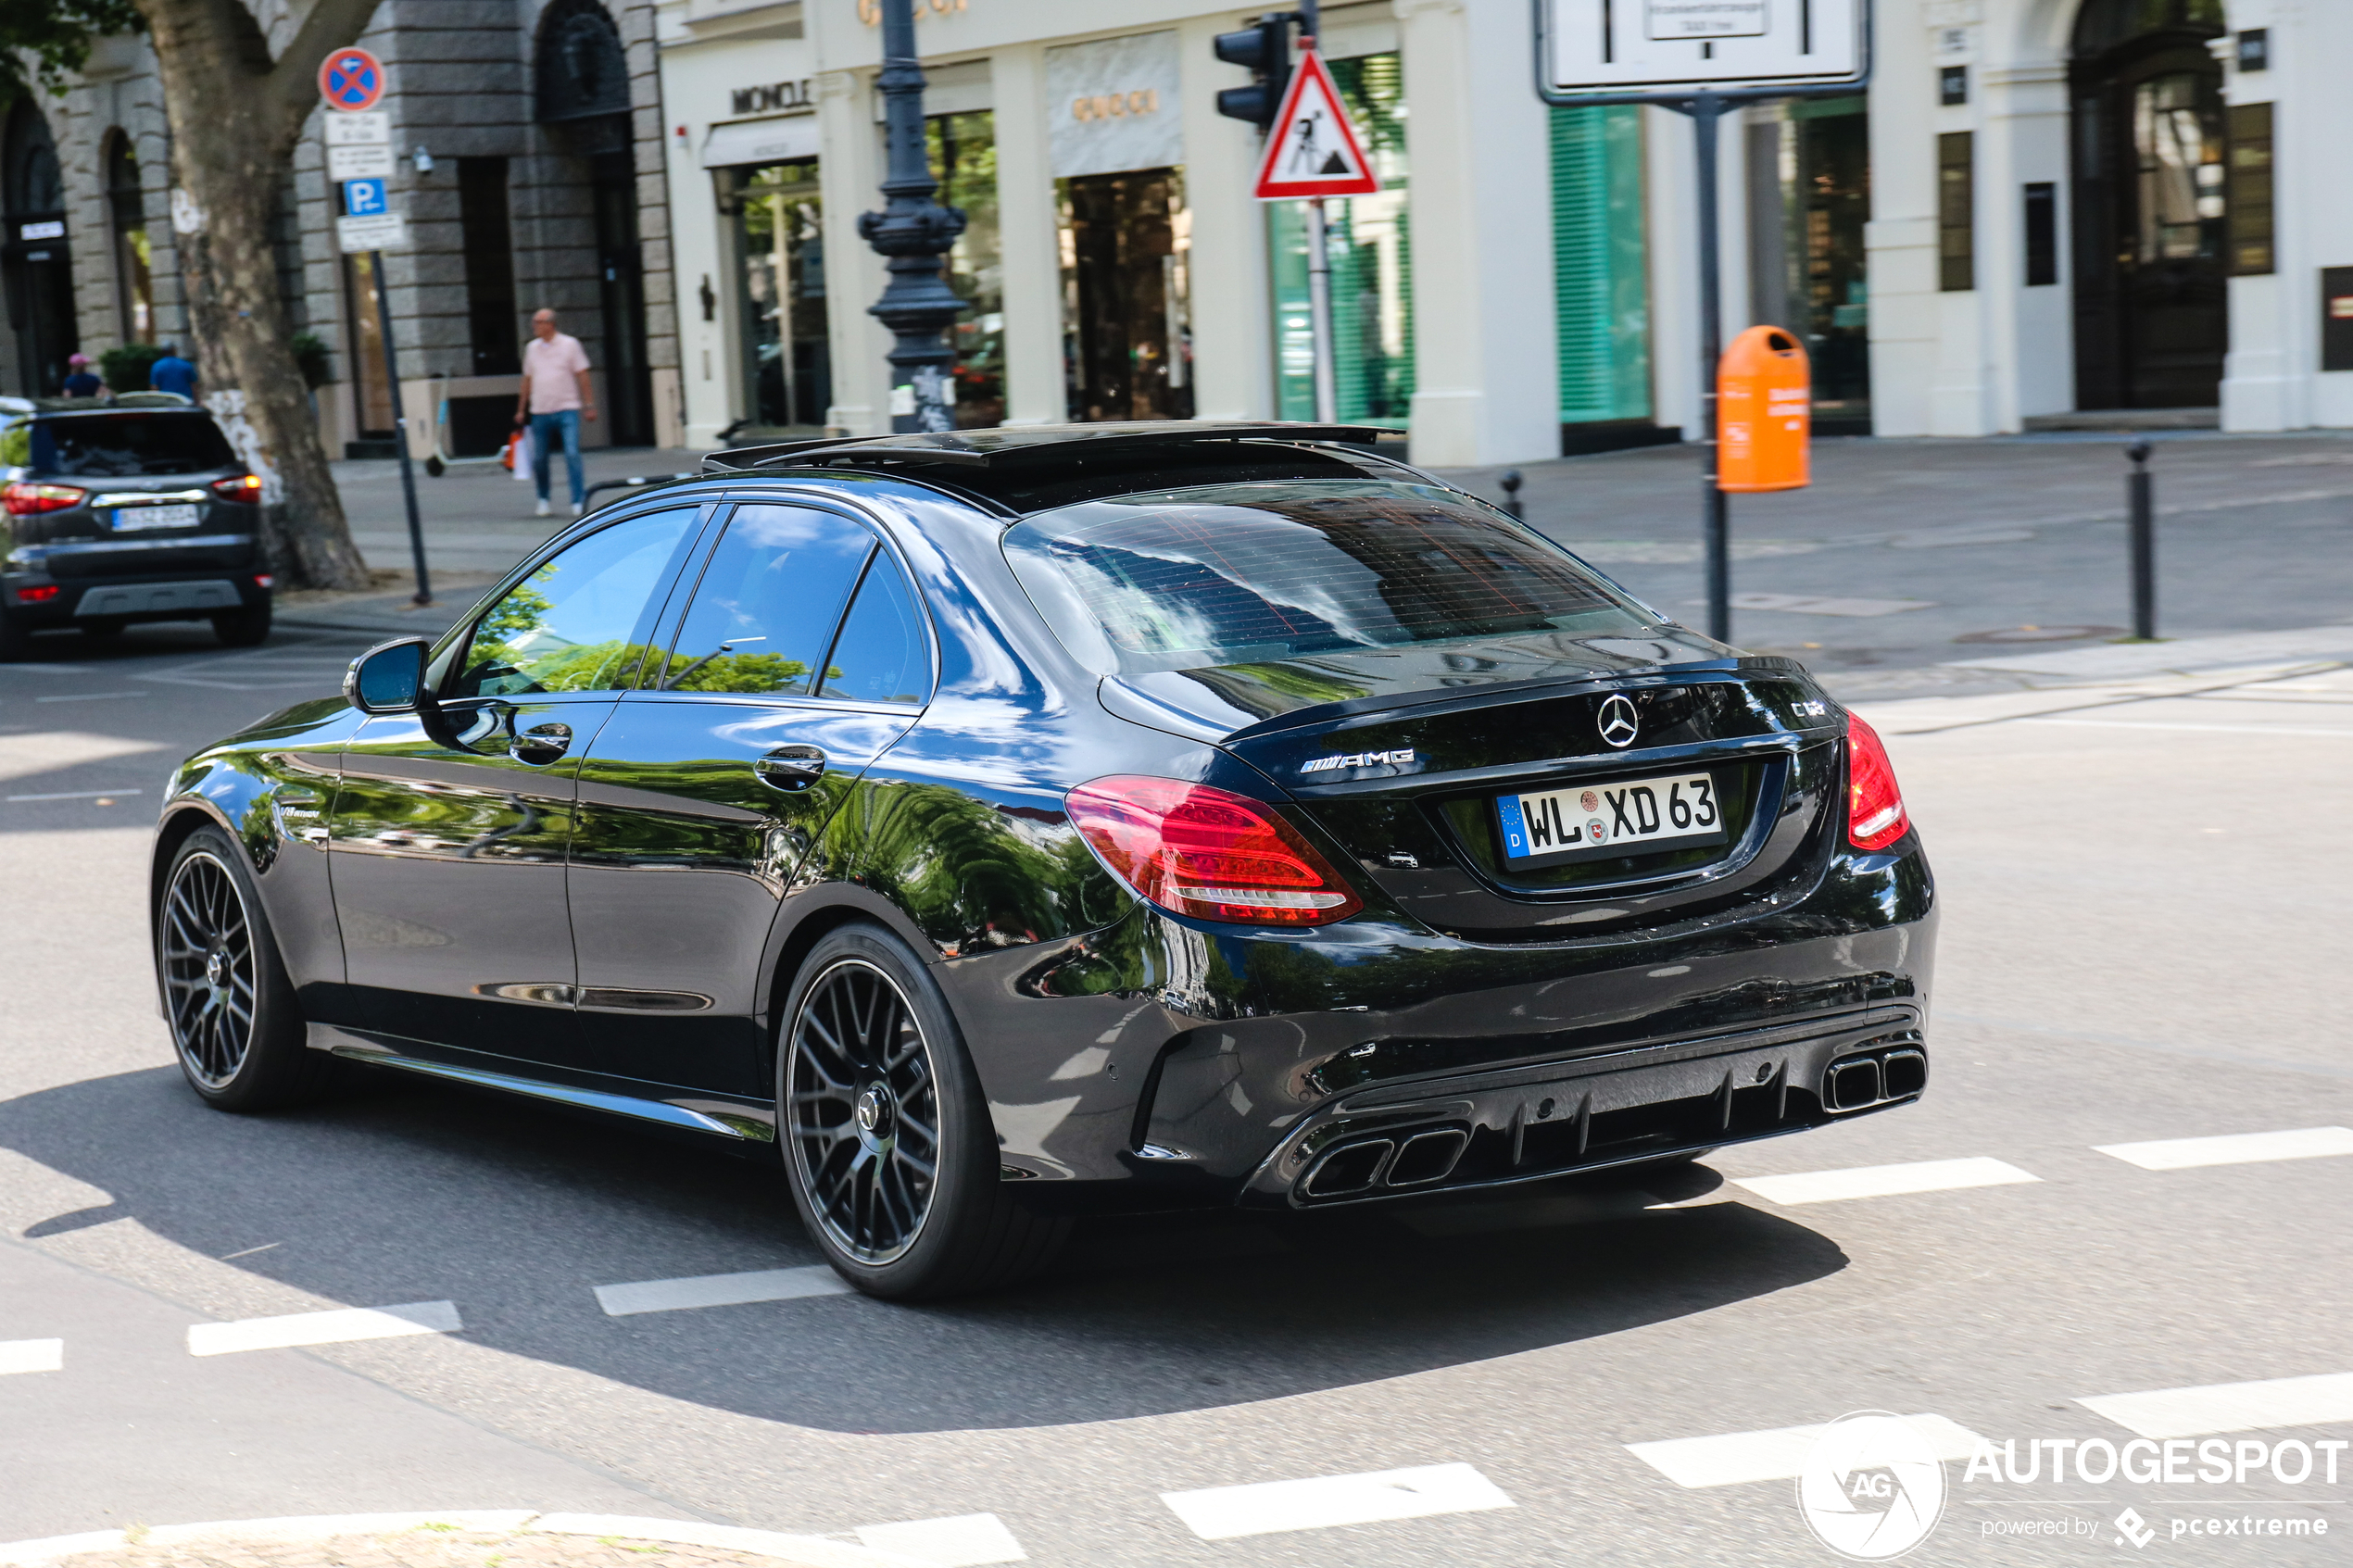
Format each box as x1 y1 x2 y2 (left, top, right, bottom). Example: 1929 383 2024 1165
156 826 340 1110
786 957 942 1264
778 924 1069 1298
162 848 258 1089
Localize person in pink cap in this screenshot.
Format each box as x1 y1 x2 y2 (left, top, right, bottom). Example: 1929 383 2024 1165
62 354 104 398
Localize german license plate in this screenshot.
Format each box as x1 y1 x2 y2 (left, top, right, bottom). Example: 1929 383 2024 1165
1495 771 1726 867
111 504 201 531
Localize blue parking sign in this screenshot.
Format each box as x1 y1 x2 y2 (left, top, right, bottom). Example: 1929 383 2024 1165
343 178 387 217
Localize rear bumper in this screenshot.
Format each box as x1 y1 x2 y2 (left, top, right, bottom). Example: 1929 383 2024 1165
948 838 1937 1211
4 563 269 626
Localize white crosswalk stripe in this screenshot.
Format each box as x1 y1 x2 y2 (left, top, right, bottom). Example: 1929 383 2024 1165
0 1338 63 1374
851 1513 1026 1565
1627 1414 1986 1488
1730 1156 2041 1206
2076 1373 2353 1439
1160 1463 1513 1540
2094 1126 2353 1171
593 1266 852 1316
185 1301 461 1357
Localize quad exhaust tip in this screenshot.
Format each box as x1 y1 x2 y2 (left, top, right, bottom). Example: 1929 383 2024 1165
1825 1046 1928 1112
1299 1126 1470 1198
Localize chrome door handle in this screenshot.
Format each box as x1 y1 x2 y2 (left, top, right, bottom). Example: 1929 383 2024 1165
509 721 573 765
755 745 827 791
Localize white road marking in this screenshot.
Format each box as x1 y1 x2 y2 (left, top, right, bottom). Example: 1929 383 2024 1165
2095 1125 2353 1171
852 1513 1026 1565
1705 592 1932 617
1730 1156 2041 1206
531 1514 916 1567
0 1338 63 1375
593 1265 850 1316
32 692 143 702
0 729 163 784
6 789 142 802
1160 1463 1513 1540
1628 1413 1988 1487
2025 719 2353 738
2077 1373 2353 1439
185 1300 460 1356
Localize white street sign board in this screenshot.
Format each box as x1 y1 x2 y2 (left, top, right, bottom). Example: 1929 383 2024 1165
1542 0 1864 94
323 110 391 145
327 142 396 181
336 212 409 254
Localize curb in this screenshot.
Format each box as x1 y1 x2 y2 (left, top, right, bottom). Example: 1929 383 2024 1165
0 1512 934 1568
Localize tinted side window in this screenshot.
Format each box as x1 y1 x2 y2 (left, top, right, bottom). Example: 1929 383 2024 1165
659 505 874 695
451 508 698 697
819 554 928 705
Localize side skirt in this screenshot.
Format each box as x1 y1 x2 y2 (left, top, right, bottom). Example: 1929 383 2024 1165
306 1022 776 1143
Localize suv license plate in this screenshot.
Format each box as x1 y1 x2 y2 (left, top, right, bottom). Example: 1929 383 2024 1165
1496 771 1726 867
111 504 201 531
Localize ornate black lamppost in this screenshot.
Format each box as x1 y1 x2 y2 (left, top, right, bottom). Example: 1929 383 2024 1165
858 0 967 433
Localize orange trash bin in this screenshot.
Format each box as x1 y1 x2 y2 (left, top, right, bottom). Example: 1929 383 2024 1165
1718 325 1811 493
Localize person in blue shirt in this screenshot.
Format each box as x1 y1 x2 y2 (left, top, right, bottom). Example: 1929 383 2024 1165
149 345 198 399
61 354 104 398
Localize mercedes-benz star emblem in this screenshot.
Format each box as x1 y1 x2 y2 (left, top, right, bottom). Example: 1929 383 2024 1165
854 1086 885 1134
1597 694 1641 749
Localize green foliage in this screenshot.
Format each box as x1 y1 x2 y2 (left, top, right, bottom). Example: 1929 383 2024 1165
99 342 166 394
0 0 144 107
289 332 333 390
664 653 811 694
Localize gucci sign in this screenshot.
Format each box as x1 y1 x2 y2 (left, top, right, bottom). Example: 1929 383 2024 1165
1073 88 1160 122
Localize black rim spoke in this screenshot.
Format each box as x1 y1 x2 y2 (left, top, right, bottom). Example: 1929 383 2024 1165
786 958 940 1265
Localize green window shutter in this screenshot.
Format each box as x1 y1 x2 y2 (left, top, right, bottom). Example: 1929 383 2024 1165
1553 105 1651 423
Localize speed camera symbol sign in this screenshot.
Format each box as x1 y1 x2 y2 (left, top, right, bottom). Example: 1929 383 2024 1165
319 48 385 112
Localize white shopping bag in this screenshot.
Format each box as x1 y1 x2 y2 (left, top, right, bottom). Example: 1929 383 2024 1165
510 426 533 481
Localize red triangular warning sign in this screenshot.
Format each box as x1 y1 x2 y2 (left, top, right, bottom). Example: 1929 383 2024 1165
1252 44 1381 201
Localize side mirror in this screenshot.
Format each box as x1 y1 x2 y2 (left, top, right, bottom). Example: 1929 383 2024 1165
345 637 431 713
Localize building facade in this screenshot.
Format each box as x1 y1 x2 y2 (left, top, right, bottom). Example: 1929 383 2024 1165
1 0 685 459
8 0 2343 466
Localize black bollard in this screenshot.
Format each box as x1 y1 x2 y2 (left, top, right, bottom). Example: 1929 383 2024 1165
2126 439 2155 640
1500 469 1525 522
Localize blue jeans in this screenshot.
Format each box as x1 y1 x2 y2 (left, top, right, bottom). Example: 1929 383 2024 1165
529 409 584 505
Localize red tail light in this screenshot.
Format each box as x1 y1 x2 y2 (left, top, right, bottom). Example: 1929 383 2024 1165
1064 775 1364 926
1845 711 1910 850
15 584 61 603
3 483 88 516
211 473 264 503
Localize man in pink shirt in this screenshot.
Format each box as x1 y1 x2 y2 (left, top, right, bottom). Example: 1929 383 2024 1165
513 308 598 518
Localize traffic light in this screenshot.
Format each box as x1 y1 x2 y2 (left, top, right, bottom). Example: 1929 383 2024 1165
1214 15 1293 131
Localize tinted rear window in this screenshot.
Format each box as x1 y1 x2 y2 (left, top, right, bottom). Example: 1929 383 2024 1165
23 413 238 477
1004 481 1656 675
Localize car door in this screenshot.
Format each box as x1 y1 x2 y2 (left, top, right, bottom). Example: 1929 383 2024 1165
567 502 934 1094
323 505 707 1065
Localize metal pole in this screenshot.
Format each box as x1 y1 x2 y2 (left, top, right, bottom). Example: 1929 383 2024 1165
860 0 967 434
1500 468 1525 521
1305 196 1338 422
2127 439 2156 640
1691 93 1729 645
371 249 432 607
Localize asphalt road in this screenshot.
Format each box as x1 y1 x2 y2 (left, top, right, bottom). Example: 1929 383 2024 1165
2 615 2349 1564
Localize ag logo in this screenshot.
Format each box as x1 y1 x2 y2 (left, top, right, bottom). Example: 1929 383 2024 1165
1596 693 1641 749
1796 1411 1946 1560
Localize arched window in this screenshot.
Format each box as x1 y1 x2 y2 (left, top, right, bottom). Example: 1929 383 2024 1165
4 98 66 218
105 131 154 343
3 99 79 395
535 0 632 125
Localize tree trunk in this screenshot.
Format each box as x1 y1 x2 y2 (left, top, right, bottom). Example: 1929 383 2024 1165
134 0 384 590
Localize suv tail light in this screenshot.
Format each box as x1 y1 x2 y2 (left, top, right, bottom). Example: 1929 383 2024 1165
1845 711 1910 850
1065 775 1364 926
211 473 264 503
3 483 88 516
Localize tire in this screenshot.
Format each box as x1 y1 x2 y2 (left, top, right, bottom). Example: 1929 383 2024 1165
213 603 271 647
157 826 337 1110
0 610 32 661
777 923 1069 1299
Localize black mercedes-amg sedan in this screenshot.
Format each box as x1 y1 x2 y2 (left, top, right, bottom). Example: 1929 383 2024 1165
152 421 1933 1298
